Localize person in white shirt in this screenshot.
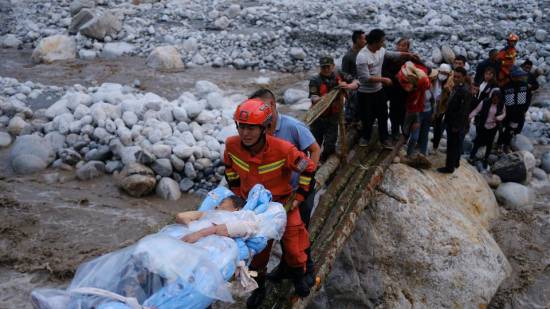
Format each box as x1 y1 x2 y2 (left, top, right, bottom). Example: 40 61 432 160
355 29 418 148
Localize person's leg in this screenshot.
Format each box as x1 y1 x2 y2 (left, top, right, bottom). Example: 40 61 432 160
445 128 459 171
418 110 432 155
321 117 339 160
375 90 390 143
406 125 420 157
432 113 444 150
483 128 498 168
310 118 325 149
358 92 375 143
247 240 274 308
281 208 310 297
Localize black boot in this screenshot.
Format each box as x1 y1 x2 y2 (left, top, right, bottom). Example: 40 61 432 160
267 259 291 282
246 273 266 308
288 267 310 297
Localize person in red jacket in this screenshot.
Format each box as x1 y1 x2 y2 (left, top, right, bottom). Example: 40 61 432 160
224 98 317 307
396 61 431 146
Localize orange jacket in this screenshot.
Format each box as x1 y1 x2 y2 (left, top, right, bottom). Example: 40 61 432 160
497 46 517 84
224 135 316 203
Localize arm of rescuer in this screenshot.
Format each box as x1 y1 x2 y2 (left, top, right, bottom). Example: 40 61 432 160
223 149 241 196
286 144 317 210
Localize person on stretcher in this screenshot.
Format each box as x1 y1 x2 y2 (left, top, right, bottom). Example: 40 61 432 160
176 195 260 244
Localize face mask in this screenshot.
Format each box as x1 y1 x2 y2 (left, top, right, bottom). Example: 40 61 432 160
438 73 448 81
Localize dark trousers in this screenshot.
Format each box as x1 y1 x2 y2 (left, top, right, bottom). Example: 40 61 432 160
357 90 389 143
432 113 445 150
470 126 498 164
344 91 359 123
497 117 524 147
388 87 407 137
311 116 338 162
446 126 463 171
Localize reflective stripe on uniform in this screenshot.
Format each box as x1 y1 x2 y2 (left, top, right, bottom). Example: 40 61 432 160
258 159 286 175
298 175 311 186
226 171 240 180
229 153 250 172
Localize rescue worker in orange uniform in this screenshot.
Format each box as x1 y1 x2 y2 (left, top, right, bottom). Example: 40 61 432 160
223 98 317 307
497 33 519 87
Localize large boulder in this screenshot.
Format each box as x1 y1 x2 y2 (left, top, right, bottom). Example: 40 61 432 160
117 163 157 197
541 152 550 173
9 135 56 174
441 45 455 63
491 152 528 183
69 0 96 16
31 35 76 64
79 9 122 40
69 8 95 34
313 163 510 308
146 46 184 70
495 182 535 211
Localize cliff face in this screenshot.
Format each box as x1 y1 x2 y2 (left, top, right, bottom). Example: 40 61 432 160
311 162 511 308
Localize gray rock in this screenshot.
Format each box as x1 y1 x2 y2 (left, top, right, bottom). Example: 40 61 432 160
283 88 308 105
31 35 76 64
170 154 185 172
10 135 56 174
495 182 534 211
69 8 95 34
151 158 173 177
179 178 194 192
79 49 97 60
146 46 184 70
441 45 455 63
431 46 442 64
59 148 82 165
7 116 30 136
156 177 181 200
1 34 22 48
117 163 156 197
510 134 534 152
151 144 171 158
289 47 306 60
76 160 105 180
85 145 112 161
100 42 134 58
213 16 230 30
79 9 122 40
0 132 12 147
532 168 547 181
70 0 96 16
535 29 547 42
184 162 197 179
135 149 156 165
195 80 221 98
105 160 123 174
314 163 510 307
492 152 528 183
541 152 550 173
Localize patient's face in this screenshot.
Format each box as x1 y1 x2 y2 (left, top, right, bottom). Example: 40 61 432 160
216 199 238 211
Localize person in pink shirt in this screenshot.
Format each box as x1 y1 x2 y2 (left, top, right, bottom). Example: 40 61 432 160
468 88 506 168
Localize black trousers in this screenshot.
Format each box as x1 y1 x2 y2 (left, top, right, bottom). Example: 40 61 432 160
497 117 524 147
357 90 389 143
470 126 498 164
446 126 463 171
311 116 338 161
432 113 445 150
388 86 407 136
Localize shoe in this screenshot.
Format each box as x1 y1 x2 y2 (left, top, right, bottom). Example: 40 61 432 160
437 167 454 174
288 267 310 297
381 140 394 150
246 275 266 308
304 248 315 287
359 138 369 147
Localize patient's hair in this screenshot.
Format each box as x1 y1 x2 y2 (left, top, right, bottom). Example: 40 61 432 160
222 195 245 210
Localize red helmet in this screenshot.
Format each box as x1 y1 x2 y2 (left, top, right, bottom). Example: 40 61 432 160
233 98 273 127
507 33 519 42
